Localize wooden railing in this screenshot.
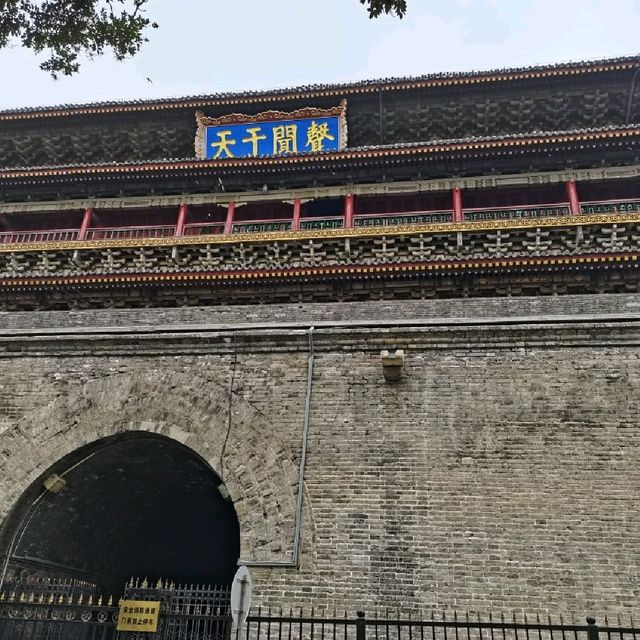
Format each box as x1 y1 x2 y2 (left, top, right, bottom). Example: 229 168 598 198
300 216 344 230
355 210 453 227
183 222 225 236
0 228 79 244
580 198 640 215
232 219 292 233
2 196 640 247
85 225 176 240
463 203 570 222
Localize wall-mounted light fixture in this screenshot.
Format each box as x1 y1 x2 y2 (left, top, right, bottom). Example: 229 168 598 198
43 474 67 494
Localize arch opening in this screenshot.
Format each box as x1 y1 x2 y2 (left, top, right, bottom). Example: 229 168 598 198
0 433 240 596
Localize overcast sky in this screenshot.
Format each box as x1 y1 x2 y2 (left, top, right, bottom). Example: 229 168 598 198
0 0 639 111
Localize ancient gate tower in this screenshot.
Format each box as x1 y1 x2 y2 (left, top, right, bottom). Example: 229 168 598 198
0 56 639 616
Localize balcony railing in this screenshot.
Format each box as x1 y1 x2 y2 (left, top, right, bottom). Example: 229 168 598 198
300 216 344 230
3 196 640 248
183 222 225 236
0 228 79 244
355 210 453 227
232 219 292 233
463 203 570 222
86 225 176 240
580 198 640 215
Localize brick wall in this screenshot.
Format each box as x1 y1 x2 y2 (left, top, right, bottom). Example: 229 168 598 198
2 292 640 330
0 294 639 616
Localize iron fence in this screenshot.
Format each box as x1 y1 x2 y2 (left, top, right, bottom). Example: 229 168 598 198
242 611 639 640
117 580 231 640
0 588 638 640
0 599 118 640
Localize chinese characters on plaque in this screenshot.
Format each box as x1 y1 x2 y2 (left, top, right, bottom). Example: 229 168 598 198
195 101 347 160
117 600 161 633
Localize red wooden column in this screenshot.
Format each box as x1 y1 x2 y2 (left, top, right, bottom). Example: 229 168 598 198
78 207 94 241
566 180 580 216
224 202 236 235
292 199 301 231
175 204 188 236
344 194 355 229
453 188 463 222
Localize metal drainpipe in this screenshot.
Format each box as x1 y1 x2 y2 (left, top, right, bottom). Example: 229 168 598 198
239 326 315 569
0 328 315 576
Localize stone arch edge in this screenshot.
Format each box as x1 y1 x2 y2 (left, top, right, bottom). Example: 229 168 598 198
0 370 301 564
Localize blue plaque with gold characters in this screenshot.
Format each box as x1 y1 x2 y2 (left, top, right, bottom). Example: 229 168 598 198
195 101 347 159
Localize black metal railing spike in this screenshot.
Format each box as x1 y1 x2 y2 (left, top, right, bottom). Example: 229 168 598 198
356 611 366 640
536 613 542 640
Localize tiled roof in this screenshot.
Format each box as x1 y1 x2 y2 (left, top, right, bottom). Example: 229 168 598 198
0 124 637 179
0 55 638 122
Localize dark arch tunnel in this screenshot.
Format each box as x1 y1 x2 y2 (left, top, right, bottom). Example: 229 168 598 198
1 434 240 596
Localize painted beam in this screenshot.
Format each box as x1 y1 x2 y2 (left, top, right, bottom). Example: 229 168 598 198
1 165 639 216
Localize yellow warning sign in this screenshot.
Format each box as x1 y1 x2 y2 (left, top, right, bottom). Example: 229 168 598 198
117 599 161 633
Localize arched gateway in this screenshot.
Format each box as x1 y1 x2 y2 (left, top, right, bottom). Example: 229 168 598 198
0 433 240 596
